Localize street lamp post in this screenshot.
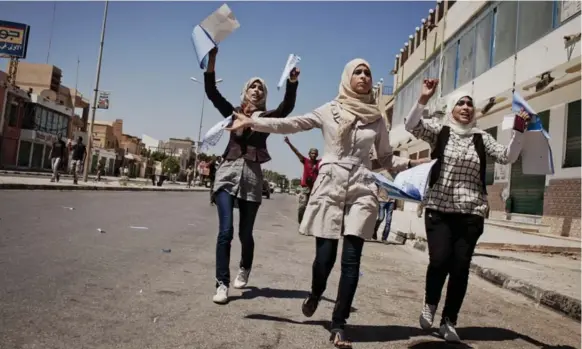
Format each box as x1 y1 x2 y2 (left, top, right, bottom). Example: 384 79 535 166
189 76 222 183
83 0 109 182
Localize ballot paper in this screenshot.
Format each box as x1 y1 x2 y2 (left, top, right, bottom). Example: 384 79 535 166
200 116 233 152
191 4 240 69
372 160 437 203
277 54 301 90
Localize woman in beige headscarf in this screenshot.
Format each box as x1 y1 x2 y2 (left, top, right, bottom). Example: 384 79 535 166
228 58 426 348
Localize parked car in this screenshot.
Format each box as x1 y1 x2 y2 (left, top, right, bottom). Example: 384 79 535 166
262 180 271 199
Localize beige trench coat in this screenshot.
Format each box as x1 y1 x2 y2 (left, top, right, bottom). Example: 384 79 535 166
252 101 409 240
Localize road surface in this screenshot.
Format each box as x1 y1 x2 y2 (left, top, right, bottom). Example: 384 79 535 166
0 191 579 349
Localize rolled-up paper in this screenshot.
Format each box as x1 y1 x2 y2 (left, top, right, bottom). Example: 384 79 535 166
277 54 301 90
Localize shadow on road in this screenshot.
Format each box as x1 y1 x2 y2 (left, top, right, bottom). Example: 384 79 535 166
231 287 357 311
245 314 575 348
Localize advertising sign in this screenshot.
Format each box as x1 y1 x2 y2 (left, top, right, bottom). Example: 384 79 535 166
97 91 110 109
0 20 30 59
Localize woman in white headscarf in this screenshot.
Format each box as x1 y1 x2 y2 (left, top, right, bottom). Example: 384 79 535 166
228 58 426 348
404 79 530 343
204 47 300 305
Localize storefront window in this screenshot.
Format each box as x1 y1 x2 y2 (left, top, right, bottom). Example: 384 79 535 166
564 100 581 168
6 98 18 127
44 146 52 169
31 143 44 169
17 141 32 167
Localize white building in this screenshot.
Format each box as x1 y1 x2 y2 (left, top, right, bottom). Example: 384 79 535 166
389 0 581 238
141 134 161 152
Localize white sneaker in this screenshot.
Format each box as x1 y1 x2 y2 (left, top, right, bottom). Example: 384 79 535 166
212 284 229 304
233 268 250 289
439 318 461 343
419 303 437 330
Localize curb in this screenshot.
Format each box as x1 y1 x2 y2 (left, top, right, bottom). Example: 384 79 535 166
403 236 581 321
0 183 209 192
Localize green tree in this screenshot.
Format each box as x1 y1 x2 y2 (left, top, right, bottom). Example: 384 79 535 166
162 156 180 174
151 151 168 162
291 178 301 187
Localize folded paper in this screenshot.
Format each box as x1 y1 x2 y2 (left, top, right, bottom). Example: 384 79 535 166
277 54 301 90
191 4 240 69
372 160 437 203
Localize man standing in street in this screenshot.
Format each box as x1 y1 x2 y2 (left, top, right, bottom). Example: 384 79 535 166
69 136 87 185
372 196 395 242
283 136 321 225
49 133 66 183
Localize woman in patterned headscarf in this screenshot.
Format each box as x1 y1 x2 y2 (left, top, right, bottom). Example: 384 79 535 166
227 58 426 348
203 47 300 305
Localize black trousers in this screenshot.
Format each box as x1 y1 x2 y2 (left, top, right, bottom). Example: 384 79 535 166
311 235 364 330
424 208 484 325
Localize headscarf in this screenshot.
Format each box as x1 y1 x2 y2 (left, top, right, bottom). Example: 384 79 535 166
444 91 484 136
334 59 382 154
240 77 268 115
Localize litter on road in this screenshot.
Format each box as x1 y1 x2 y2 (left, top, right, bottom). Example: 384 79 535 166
161 249 172 253
63 206 75 210
130 226 149 230
97 228 105 233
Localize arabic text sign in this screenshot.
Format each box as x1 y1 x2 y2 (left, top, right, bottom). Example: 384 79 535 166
0 20 30 59
97 91 110 110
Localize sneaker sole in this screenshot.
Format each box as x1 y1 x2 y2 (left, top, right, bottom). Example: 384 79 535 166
419 315 433 330
212 298 229 304
232 282 247 289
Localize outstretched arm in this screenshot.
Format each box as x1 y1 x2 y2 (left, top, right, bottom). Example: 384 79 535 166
482 110 530 165
262 68 300 119
227 104 326 135
204 48 235 118
284 136 305 163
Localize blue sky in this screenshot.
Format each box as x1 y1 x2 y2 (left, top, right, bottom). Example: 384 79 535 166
2 1 433 179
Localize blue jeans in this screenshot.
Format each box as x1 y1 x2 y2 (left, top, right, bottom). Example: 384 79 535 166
215 190 260 287
373 201 394 241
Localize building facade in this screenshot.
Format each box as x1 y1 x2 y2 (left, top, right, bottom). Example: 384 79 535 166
389 0 581 237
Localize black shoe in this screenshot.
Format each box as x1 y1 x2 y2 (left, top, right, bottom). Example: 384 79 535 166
301 294 320 317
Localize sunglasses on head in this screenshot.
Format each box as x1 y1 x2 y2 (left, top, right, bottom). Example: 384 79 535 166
456 99 474 108
353 69 371 77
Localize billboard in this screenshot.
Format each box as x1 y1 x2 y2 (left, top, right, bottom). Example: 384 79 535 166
97 91 110 109
0 20 30 59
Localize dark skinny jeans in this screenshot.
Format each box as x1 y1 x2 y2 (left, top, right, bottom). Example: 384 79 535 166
311 235 364 330
215 190 260 288
424 208 484 325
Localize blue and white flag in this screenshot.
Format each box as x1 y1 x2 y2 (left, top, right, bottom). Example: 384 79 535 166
277 54 301 90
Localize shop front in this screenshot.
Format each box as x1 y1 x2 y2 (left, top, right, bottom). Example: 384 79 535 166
16 129 61 170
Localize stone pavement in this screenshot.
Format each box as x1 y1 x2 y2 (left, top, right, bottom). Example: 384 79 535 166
381 210 581 321
0 174 208 192
0 191 579 348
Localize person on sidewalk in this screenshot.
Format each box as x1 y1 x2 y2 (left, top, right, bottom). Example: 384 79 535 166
204 47 299 305
49 133 66 183
186 166 194 188
227 58 426 348
69 136 87 185
371 197 395 242
405 79 529 343
283 136 321 225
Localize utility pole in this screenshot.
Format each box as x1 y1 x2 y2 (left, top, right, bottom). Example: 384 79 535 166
46 1 57 64
83 0 109 182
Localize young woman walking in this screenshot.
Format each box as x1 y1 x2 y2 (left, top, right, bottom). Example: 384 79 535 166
204 47 300 304
227 58 425 348
405 79 529 342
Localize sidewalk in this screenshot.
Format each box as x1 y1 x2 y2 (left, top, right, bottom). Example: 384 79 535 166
383 210 581 320
0 175 209 192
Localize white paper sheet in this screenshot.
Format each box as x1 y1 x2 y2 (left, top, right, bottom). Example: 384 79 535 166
200 116 233 151
277 54 301 90
200 4 240 44
191 4 240 69
501 115 514 130
522 130 555 175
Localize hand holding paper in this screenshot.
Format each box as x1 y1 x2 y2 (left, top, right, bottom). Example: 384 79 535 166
277 54 301 90
191 4 240 69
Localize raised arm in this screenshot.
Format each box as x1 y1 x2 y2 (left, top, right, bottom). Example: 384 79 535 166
262 69 299 119
404 79 441 149
482 110 529 164
284 136 306 163
204 48 235 117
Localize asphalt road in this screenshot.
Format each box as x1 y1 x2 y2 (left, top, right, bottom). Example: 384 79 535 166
0 191 579 349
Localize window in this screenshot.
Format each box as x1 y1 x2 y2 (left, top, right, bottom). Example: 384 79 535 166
441 43 458 96
44 146 52 169
17 141 32 167
456 26 476 88
31 143 44 168
517 1 555 51
419 149 429 159
475 11 494 77
6 100 18 127
34 106 42 129
558 0 581 24
564 100 581 168
410 153 418 160
493 1 518 65
484 127 497 185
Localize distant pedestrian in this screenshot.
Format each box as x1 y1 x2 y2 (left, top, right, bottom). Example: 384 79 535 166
49 133 66 183
372 198 394 242
69 136 87 184
186 166 194 188
405 79 529 343
96 161 103 182
283 136 320 225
